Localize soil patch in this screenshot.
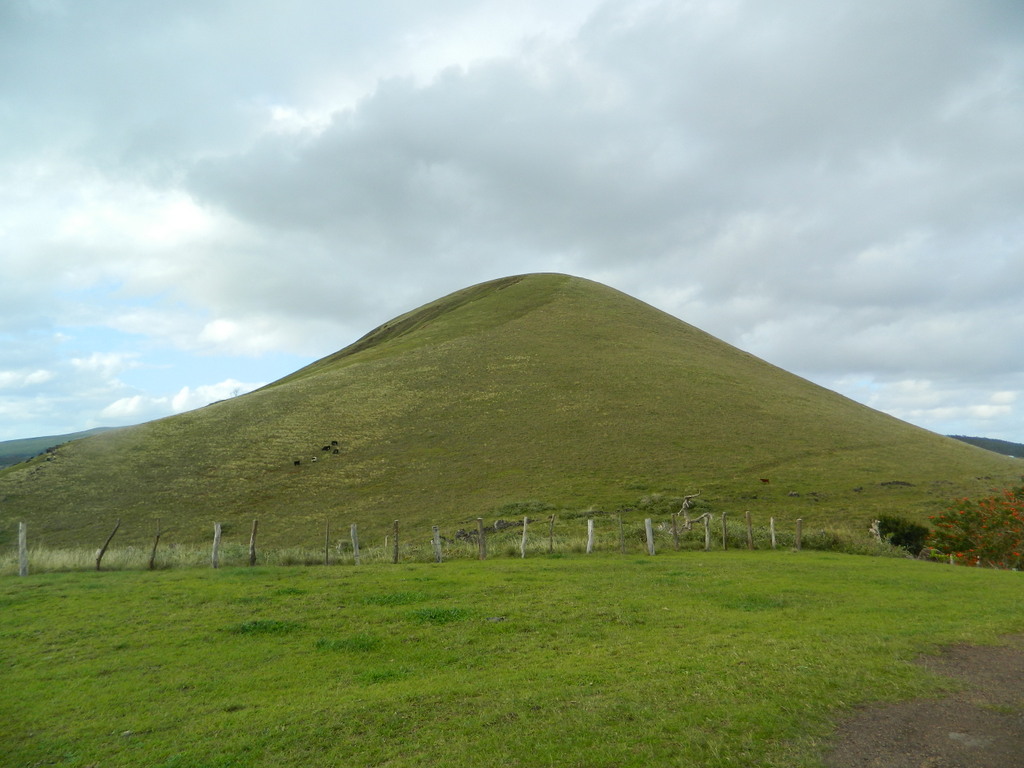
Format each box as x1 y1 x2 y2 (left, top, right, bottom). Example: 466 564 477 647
824 635 1024 767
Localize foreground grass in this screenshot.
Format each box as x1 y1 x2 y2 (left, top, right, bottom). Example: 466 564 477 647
2 552 1022 768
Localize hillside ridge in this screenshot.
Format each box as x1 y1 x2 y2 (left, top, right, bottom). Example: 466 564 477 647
267 273 559 387
949 435 1024 458
0 427 117 469
1 273 1018 548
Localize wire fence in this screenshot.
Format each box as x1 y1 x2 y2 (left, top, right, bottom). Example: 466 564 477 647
4 511 912 576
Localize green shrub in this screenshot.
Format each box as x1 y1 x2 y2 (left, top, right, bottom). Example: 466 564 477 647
876 514 930 555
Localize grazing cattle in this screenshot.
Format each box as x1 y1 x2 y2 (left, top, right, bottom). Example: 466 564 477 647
322 446 330 452
294 460 301 466
332 449 340 454
760 478 770 484
311 456 318 463
331 440 339 446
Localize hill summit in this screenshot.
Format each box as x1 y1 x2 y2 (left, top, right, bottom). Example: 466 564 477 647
1 273 1018 547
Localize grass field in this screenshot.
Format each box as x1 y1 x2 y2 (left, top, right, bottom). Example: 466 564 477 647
3 551 1022 767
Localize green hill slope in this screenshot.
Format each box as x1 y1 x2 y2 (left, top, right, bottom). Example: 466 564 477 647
949 435 1024 458
0 428 116 469
1 273 1018 547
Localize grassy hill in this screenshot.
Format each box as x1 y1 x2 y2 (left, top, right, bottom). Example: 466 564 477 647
949 435 1024 458
0 427 115 468
0 273 1018 548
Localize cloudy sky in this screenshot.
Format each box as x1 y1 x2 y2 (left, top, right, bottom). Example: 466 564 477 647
2 0 1023 443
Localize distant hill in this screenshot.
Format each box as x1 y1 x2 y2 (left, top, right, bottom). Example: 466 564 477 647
0 274 1019 548
0 428 116 469
949 435 1024 459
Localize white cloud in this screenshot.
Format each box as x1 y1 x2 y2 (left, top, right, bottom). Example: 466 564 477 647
825 375 1023 440
53 185 217 251
1 0 1022 442
70 352 138 378
99 379 263 426
100 395 168 422
170 379 262 413
0 369 54 390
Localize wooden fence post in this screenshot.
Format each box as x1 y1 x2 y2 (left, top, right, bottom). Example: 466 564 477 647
392 520 399 564
618 515 625 554
795 518 803 551
249 519 258 567
18 522 28 577
149 520 163 571
350 523 361 565
703 514 711 551
324 519 331 566
586 519 594 554
211 522 222 569
645 518 655 556
548 515 556 553
672 513 680 551
476 518 486 560
96 518 121 571
432 526 443 563
721 512 728 551
745 511 754 550
770 517 777 550
520 517 528 559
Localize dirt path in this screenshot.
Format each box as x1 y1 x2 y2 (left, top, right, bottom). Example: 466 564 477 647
823 635 1024 768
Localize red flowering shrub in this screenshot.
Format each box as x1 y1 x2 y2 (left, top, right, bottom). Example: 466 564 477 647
928 486 1024 568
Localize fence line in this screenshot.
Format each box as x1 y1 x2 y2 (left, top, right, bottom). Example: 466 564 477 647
18 522 27 577
96 519 121 571
322 519 329 566
391 520 400 564
251 519 259 567
8 511 887 575
212 522 222 569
